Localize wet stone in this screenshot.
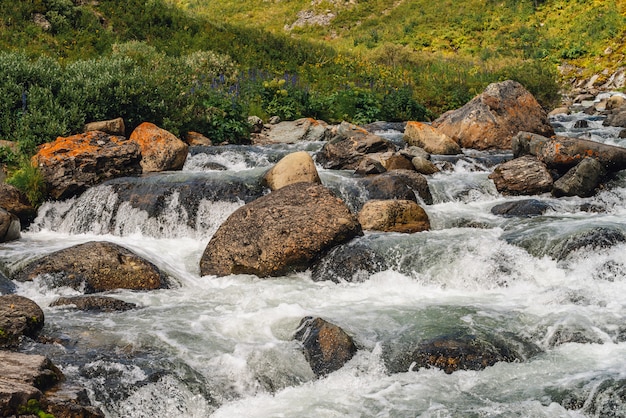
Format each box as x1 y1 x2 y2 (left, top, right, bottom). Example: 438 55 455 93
50 295 138 312
491 199 552 217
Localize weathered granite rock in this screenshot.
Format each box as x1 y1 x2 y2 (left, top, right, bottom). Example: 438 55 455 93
358 200 430 233
513 131 626 171
263 151 321 191
433 80 554 150
15 241 169 293
294 317 357 377
0 295 45 348
603 108 626 128
411 156 439 175
489 156 553 195
84 117 125 136
363 170 433 205
0 183 37 229
311 241 386 283
50 295 138 312
552 157 605 197
32 131 142 200
129 122 189 173
403 121 461 155
378 152 415 171
491 199 552 217
0 352 63 416
253 118 332 145
200 182 362 277
316 122 396 170
0 208 20 243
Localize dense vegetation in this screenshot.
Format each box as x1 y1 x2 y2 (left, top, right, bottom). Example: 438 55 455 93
0 0 624 204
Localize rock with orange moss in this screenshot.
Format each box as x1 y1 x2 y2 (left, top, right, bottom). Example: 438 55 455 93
403 121 461 155
128 122 189 173
316 121 397 170
432 80 554 150
33 131 142 200
294 317 357 377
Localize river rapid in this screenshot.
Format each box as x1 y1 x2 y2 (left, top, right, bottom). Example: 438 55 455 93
1 112 626 417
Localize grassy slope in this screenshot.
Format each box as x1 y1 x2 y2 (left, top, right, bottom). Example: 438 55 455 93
172 0 626 78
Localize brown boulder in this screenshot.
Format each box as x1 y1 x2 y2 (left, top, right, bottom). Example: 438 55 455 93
83 117 125 136
316 122 396 170
294 317 357 377
129 122 189 172
489 156 553 195
411 156 439 175
363 170 433 205
32 131 142 200
0 208 20 243
0 183 37 228
185 131 213 146
0 295 45 348
15 241 169 293
263 151 321 191
403 121 461 154
358 200 430 233
200 182 362 277
432 80 554 150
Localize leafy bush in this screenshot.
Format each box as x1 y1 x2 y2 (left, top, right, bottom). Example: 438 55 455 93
7 159 46 207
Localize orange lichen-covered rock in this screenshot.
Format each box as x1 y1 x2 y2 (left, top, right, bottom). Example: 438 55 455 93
433 80 554 150
129 122 189 172
33 131 142 200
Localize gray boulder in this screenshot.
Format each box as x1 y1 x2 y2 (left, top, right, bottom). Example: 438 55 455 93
552 157 605 198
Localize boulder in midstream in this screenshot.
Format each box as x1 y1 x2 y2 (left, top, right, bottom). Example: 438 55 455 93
50 295 138 312
263 151 321 191
358 200 430 233
0 294 45 348
310 240 387 283
128 122 189 173
491 199 552 217
488 156 553 195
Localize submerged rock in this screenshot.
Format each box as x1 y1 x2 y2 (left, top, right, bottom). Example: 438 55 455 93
386 333 534 374
200 182 362 277
129 122 189 173
0 295 45 348
32 131 142 200
51 295 138 312
432 80 554 150
491 199 552 217
548 227 626 261
294 317 357 377
358 200 430 233
310 241 386 283
15 241 169 293
263 151 321 191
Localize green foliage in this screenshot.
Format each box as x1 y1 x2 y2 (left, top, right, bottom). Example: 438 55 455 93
17 398 55 418
7 159 46 207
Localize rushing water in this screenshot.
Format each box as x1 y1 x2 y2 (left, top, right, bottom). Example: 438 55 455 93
2 113 626 417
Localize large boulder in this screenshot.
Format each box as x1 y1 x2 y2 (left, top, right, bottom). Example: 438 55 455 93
84 117 125 136
32 131 142 200
0 208 20 243
0 295 45 348
489 156 553 195
15 241 169 293
432 80 554 150
253 118 332 145
0 183 37 229
403 121 461 155
128 122 189 173
263 151 321 191
316 122 396 170
552 157 605 198
200 182 362 277
358 200 430 233
294 317 357 377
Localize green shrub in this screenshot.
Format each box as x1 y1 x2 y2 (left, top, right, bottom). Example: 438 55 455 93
7 159 46 207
